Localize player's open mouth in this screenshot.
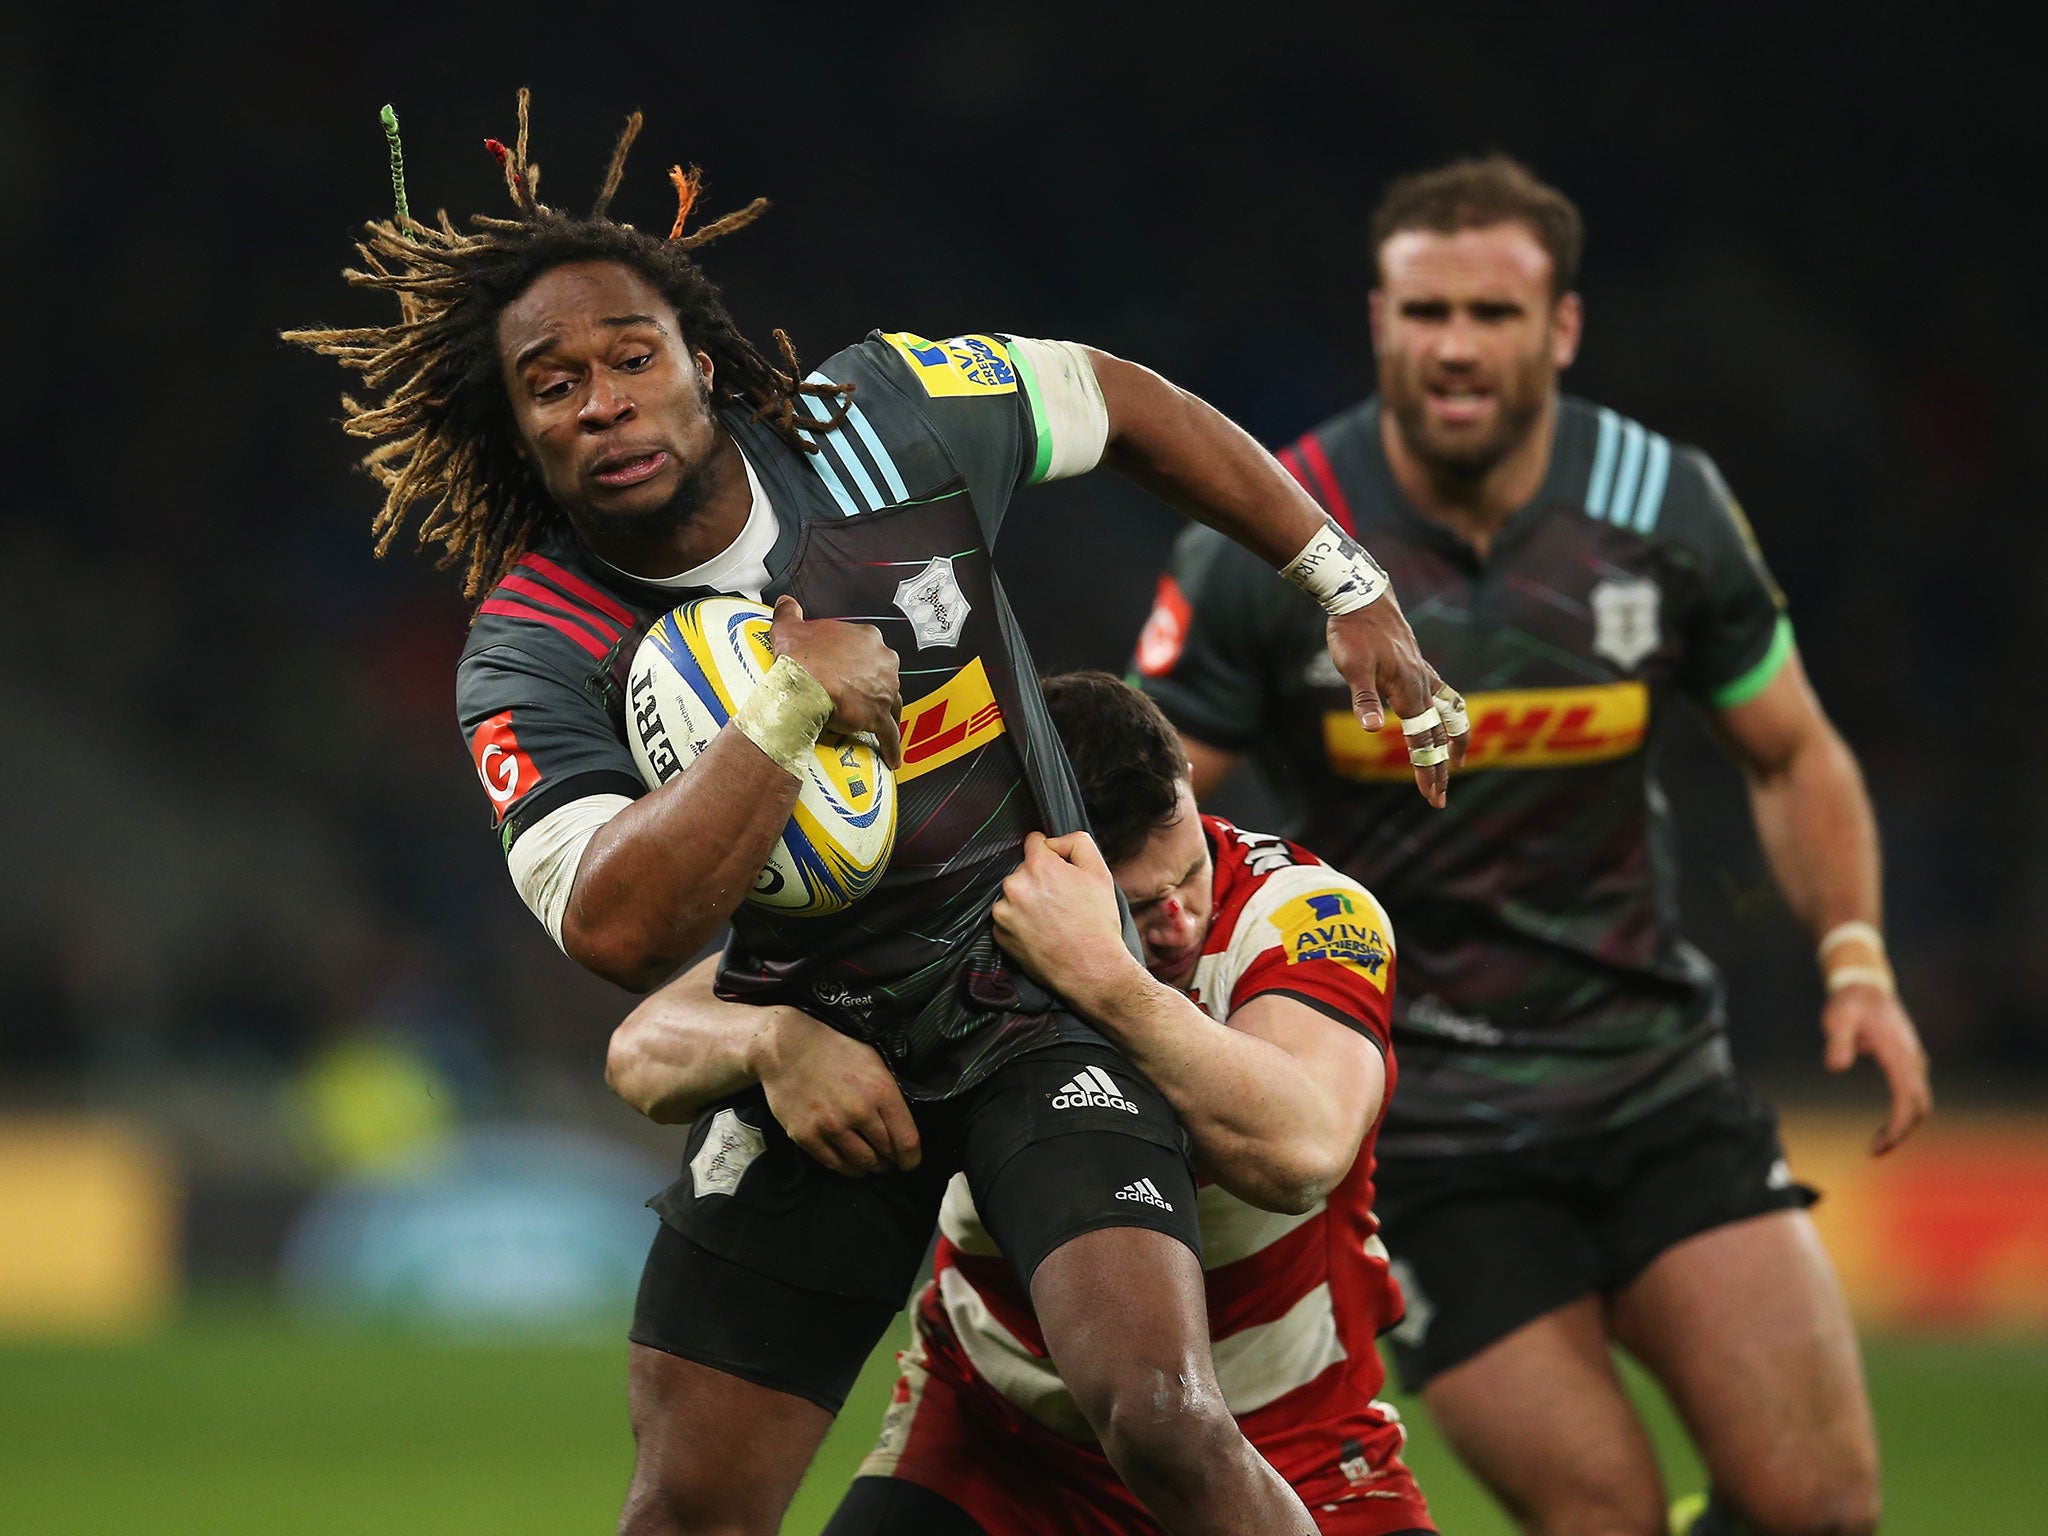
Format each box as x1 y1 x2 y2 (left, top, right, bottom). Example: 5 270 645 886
592 450 668 487
1426 386 1492 424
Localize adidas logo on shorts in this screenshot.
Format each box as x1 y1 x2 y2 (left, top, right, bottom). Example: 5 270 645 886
1116 1177 1174 1211
1051 1066 1139 1114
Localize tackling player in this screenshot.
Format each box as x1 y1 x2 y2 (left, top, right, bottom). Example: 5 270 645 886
608 672 1434 1536
287 96 1464 1536
1133 156 1929 1536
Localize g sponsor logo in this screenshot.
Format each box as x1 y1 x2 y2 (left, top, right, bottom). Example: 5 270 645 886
1134 573 1191 678
469 710 541 821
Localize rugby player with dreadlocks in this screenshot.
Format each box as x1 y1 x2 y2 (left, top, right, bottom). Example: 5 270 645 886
289 95 1466 1536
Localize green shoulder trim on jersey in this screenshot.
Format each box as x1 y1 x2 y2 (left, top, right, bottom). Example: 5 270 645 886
1004 338 1056 486
1709 614 1795 708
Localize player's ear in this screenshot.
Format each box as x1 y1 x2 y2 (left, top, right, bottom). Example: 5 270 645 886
696 348 715 392
1367 288 1386 349
1551 292 1583 370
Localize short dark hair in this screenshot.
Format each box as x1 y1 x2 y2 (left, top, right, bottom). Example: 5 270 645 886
1370 154 1583 298
1040 672 1190 866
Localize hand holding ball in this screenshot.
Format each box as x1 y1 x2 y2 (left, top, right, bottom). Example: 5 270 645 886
627 597 898 916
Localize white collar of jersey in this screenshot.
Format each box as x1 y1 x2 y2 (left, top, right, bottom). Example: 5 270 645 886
592 450 777 597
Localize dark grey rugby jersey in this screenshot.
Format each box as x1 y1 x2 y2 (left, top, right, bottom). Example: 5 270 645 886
1136 395 1791 1156
457 331 1124 1100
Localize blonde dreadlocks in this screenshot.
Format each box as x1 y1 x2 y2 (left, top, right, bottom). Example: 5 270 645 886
285 91 851 600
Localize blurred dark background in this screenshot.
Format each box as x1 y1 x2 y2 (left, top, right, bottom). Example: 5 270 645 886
4 2 2039 1196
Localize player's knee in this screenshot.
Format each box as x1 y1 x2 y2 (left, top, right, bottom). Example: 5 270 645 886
1710 1445 1880 1536
1524 1486 1666 1536
1087 1365 1240 1491
1742 1476 1881 1536
618 1448 781 1536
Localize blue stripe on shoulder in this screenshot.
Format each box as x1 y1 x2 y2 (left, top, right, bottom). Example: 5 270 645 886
1631 434 1673 533
793 394 863 516
1586 408 1622 518
821 375 911 504
1607 419 1648 526
1582 409 1673 536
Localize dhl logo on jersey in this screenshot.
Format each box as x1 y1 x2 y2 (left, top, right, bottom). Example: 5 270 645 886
896 655 1006 783
883 332 1018 397
1323 680 1649 781
1269 890 1391 990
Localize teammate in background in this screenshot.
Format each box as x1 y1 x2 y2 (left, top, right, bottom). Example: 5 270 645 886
288 96 1463 1536
1133 156 1930 1536
609 672 1435 1536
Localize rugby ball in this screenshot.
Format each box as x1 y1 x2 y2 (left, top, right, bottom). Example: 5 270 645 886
625 597 896 916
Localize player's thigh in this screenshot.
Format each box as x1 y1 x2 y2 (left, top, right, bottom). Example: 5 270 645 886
622 1344 836 1534
622 1223 902 1532
1373 1153 1603 1394
1609 1209 1879 1535
956 1041 1200 1300
1421 1295 1667 1536
957 1043 1212 1415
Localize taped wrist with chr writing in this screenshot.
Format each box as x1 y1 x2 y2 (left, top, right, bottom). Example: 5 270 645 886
734 655 834 776
1281 517 1390 615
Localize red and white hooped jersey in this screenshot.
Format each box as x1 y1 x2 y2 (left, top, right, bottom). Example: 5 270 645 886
862 817 1418 1524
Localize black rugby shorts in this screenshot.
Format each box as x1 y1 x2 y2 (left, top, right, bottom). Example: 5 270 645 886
631 1039 1199 1409
1373 1076 1818 1392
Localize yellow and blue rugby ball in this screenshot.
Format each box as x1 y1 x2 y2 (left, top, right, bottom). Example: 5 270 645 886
625 597 897 916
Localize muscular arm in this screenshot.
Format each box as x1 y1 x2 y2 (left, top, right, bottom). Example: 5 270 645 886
606 955 921 1174
1089 350 1462 803
1075 974 1382 1214
564 733 800 989
1715 651 1931 1152
561 596 902 991
994 831 1382 1214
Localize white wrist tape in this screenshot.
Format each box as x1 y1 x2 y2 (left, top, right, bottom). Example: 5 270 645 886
1827 964 1896 997
1818 920 1885 962
733 655 834 777
1281 517 1390 615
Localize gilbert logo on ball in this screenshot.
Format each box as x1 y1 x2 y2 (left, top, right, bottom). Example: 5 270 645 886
627 597 898 916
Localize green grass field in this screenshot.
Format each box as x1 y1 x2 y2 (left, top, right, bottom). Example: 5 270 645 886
2 1308 2040 1534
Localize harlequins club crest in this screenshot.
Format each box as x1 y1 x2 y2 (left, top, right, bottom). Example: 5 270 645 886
689 1108 766 1199
893 556 971 650
1590 576 1662 671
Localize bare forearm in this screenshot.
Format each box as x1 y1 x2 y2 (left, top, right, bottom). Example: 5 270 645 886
1091 351 1328 567
606 961 769 1123
1748 724 1882 937
1083 971 1355 1213
565 729 801 989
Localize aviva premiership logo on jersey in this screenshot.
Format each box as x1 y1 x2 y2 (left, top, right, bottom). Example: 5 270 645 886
1271 891 1390 990
884 332 1018 397
1323 681 1649 780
